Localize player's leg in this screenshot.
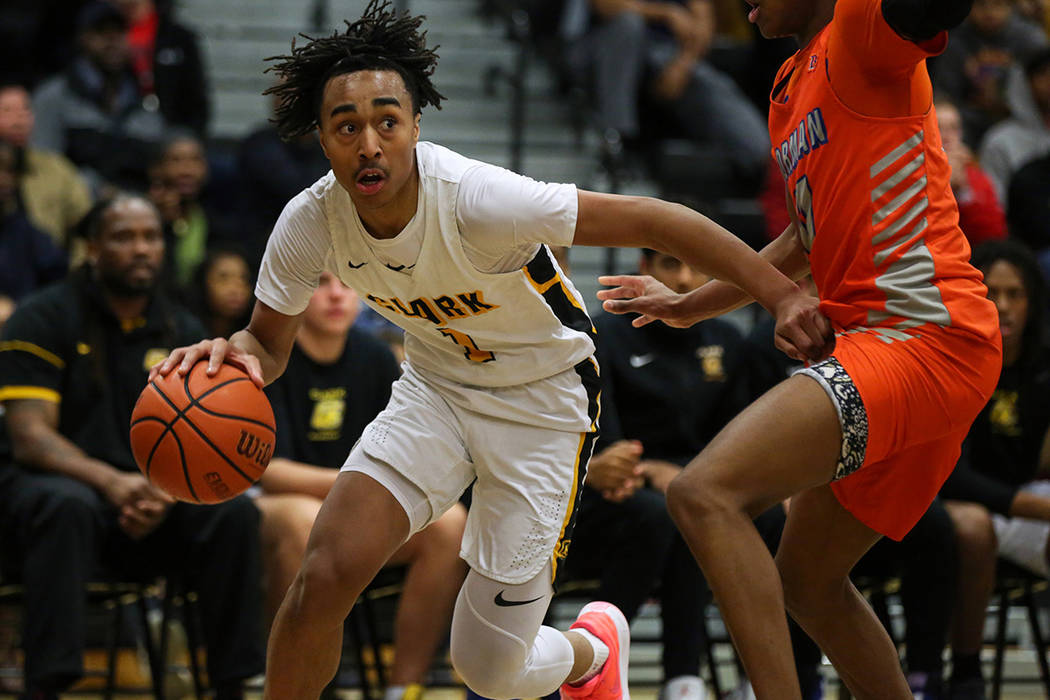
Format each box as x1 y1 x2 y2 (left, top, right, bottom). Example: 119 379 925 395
256 493 324 624
449 562 629 700
943 500 997 690
775 484 911 699
450 407 628 699
264 470 413 700
664 374 843 698
384 502 469 690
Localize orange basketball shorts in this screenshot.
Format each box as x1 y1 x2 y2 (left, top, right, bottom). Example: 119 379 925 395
796 323 1001 540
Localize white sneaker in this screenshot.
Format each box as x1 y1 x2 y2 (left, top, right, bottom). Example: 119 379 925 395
659 675 707 700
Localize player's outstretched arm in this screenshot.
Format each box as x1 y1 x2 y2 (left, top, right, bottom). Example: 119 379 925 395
149 300 302 388
576 191 831 360
598 222 811 327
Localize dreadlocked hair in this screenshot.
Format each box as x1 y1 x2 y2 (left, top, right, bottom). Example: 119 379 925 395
264 0 444 141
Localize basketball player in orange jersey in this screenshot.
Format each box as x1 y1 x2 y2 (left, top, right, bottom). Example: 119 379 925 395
600 0 1002 697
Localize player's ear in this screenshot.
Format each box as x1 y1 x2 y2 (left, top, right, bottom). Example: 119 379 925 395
412 113 420 143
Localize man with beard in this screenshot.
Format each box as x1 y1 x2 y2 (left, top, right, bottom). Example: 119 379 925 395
0 195 264 700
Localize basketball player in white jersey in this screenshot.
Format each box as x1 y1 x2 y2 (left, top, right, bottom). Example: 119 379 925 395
149 2 833 698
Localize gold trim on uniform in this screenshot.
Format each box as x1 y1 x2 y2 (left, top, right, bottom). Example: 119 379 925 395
0 386 62 403
0 341 66 368
551 431 587 582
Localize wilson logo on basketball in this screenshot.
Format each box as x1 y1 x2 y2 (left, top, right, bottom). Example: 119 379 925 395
204 472 231 500
236 430 273 466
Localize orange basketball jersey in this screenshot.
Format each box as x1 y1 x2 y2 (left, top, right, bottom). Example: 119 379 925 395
769 0 997 341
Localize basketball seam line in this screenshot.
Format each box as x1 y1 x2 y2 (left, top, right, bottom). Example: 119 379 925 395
143 383 201 503
137 414 173 478
182 375 276 433
179 372 263 482
149 377 257 488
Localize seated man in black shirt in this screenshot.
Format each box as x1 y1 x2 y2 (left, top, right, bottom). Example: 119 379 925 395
258 271 467 700
0 195 264 700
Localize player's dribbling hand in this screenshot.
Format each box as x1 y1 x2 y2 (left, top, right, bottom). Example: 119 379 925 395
148 338 265 389
597 275 694 328
772 290 835 363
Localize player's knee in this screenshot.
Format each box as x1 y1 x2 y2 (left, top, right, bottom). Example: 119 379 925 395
666 472 731 528
450 634 525 700
951 503 996 560
296 545 359 615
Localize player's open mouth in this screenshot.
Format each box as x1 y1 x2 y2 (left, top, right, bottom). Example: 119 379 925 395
745 1 760 23
356 169 387 195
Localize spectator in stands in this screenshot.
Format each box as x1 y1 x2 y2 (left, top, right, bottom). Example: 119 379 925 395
236 92 330 269
31 1 167 195
978 47 1050 201
1006 151 1050 260
935 95 1007 246
931 0 1048 145
559 0 770 180
148 131 234 287
259 271 466 700
0 140 67 301
186 246 253 339
940 239 1050 699
0 195 264 700
113 0 210 135
0 83 93 252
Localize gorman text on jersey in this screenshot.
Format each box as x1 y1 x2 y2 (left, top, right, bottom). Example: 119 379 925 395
774 107 830 179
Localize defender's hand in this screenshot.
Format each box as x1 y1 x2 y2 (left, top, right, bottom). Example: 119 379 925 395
597 275 693 328
772 291 835 363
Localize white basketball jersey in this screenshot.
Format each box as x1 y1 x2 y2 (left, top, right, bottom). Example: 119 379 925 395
323 143 596 387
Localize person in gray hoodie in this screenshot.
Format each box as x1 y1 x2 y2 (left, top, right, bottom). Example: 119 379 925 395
978 48 1050 201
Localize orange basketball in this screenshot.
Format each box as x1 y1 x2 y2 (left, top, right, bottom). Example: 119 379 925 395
129 362 276 504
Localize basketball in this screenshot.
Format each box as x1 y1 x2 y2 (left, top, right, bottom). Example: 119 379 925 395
130 362 276 504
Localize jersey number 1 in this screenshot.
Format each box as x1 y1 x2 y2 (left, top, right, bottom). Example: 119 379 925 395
439 328 496 363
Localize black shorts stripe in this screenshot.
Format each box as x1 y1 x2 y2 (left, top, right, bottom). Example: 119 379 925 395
551 358 602 586
523 246 596 341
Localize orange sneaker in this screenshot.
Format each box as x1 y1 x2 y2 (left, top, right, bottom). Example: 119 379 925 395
560 601 631 700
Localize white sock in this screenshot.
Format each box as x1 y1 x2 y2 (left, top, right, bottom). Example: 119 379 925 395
383 686 406 700
569 628 609 685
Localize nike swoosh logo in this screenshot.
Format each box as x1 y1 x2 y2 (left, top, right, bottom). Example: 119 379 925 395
494 590 544 607
383 262 416 272
629 353 654 368
347 260 367 269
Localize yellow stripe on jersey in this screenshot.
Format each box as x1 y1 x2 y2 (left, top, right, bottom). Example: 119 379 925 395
522 264 590 313
0 386 62 403
551 431 588 583
0 341 66 369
